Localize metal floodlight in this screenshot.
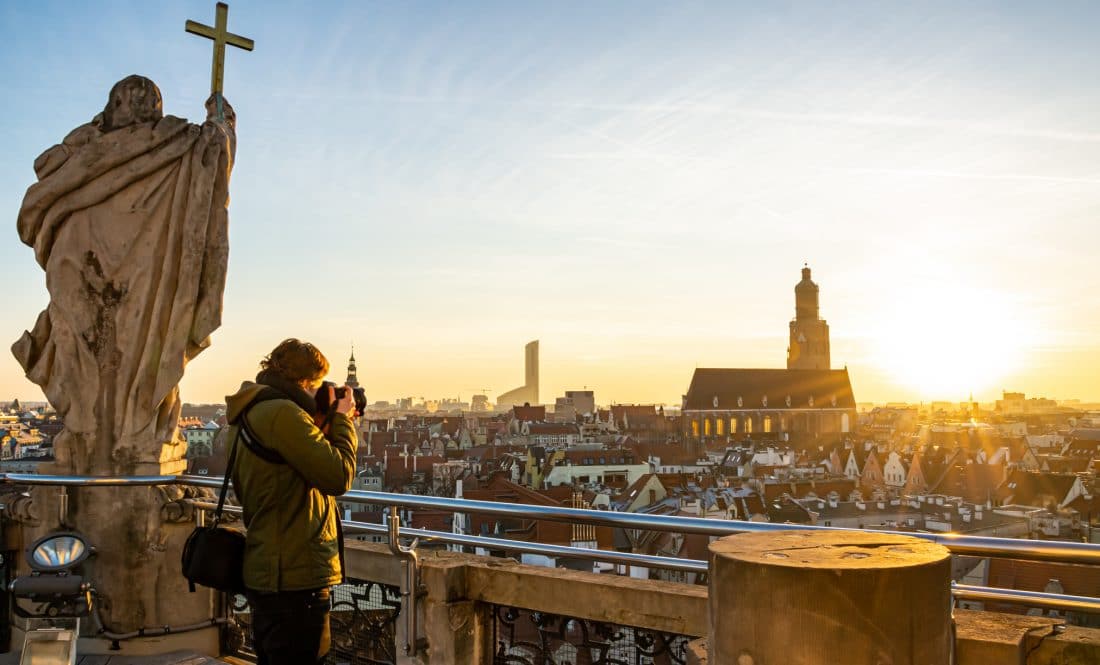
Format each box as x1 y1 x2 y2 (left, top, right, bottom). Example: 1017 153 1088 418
26 533 90 572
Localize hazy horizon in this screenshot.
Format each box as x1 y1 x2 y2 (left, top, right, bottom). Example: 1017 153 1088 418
2 1 1098 406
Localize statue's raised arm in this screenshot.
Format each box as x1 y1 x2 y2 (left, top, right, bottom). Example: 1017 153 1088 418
204 92 237 161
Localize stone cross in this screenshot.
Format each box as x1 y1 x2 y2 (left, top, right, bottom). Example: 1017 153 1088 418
185 2 254 117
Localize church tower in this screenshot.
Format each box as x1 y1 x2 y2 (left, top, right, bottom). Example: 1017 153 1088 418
787 265 831 370
345 346 360 389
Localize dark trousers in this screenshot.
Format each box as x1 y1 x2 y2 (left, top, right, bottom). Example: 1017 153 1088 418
246 587 332 665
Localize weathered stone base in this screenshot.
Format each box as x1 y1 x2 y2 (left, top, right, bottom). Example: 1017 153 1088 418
686 637 707 664
12 481 215 650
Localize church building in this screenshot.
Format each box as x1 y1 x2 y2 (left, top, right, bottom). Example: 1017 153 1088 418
682 265 855 443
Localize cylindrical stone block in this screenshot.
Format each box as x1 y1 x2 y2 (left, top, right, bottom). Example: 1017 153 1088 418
709 530 952 665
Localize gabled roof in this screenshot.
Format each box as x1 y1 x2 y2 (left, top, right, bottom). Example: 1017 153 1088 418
683 368 856 411
932 462 1004 504
997 470 1080 507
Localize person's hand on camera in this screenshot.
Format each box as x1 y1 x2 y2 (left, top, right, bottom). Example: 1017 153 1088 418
335 385 356 416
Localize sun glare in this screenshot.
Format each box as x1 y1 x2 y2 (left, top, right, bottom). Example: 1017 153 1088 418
870 281 1037 401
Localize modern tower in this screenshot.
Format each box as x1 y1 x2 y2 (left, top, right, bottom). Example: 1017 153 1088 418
497 340 540 407
524 340 539 405
787 265 831 370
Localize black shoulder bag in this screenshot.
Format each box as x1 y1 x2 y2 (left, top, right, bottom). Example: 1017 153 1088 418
181 424 246 593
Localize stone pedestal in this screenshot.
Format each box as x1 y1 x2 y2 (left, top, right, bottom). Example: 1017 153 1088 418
708 530 952 665
13 471 216 656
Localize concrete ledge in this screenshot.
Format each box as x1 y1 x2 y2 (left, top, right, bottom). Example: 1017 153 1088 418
1028 624 1100 664
954 609 1100 665
344 542 708 637
462 557 707 637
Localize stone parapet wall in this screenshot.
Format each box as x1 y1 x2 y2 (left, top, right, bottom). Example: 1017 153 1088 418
342 541 1100 664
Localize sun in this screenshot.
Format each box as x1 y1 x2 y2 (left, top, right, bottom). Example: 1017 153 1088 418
869 280 1037 401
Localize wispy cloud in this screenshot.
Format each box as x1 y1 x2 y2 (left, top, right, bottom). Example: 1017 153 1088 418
833 166 1100 185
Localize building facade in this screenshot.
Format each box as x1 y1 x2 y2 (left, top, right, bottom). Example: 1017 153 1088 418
682 368 857 442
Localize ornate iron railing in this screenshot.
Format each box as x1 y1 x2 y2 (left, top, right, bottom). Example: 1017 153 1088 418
492 605 691 665
223 578 402 665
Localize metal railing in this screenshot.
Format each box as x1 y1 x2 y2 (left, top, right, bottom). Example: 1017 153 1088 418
3 472 1100 615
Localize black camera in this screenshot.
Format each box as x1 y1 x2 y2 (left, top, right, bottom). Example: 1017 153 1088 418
315 381 367 416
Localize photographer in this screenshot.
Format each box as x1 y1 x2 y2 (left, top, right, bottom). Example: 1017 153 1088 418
225 338 357 665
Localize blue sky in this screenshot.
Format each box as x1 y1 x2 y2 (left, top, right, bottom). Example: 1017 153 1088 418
2 1 1099 405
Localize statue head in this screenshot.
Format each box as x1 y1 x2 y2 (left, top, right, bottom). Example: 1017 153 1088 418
100 75 163 131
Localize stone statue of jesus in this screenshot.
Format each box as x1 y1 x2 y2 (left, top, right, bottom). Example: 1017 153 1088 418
13 75 234 475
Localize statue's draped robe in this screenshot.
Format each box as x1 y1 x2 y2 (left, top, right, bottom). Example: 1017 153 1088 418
13 115 232 474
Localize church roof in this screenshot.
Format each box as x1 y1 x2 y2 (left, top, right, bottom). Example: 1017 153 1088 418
683 368 856 411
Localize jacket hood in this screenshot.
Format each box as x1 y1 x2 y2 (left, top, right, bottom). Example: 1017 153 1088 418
226 381 268 423
226 371 319 423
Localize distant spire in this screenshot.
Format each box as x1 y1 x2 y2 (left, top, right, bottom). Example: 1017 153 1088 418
346 344 360 389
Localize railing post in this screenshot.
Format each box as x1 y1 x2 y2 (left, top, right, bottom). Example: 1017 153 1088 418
388 506 421 661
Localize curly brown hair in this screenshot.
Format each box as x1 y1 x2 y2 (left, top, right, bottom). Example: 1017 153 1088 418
260 338 330 383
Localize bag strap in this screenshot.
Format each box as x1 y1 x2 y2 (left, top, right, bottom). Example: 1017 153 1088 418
215 393 283 524
239 413 288 465
213 428 241 526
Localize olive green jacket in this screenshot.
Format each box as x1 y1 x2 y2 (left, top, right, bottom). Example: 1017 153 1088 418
226 382 357 592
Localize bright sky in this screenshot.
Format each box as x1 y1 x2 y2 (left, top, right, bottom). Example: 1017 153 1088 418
2 1 1098 406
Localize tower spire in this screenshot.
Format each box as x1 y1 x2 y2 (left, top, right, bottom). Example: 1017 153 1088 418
345 344 360 389
787 264 831 370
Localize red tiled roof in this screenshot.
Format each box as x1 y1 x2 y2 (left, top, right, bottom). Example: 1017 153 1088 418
513 405 546 422
986 559 1100 614
683 368 856 411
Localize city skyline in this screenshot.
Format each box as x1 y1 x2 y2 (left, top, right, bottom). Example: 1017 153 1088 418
2 2 1098 405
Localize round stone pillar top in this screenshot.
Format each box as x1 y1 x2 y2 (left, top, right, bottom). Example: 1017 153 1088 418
708 529 950 570
708 530 952 665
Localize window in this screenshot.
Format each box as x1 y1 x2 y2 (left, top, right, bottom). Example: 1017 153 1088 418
716 418 725 436
691 419 700 437
745 418 753 434
763 416 772 433
704 419 712 436
730 418 737 434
